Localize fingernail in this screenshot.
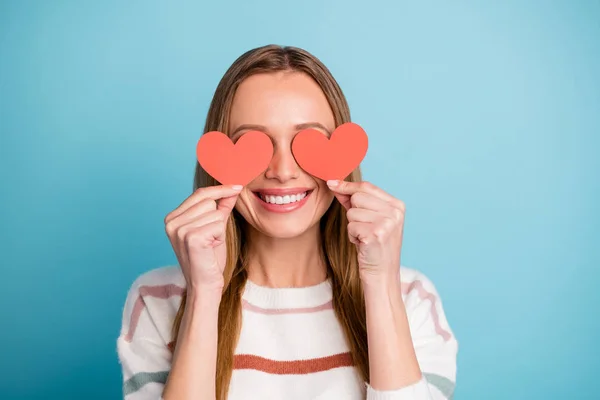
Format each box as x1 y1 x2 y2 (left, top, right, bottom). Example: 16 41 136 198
327 180 339 187
231 185 243 191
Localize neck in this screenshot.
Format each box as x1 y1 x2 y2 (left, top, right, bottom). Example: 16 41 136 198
245 224 328 288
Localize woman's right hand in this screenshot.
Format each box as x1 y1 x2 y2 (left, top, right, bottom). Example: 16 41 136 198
164 185 242 293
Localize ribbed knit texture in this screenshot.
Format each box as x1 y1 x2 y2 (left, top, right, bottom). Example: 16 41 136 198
117 265 457 399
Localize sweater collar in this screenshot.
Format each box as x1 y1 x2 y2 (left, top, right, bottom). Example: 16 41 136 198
242 278 333 310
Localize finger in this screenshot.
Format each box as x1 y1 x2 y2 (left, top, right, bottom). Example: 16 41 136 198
166 199 217 230
327 180 395 203
177 210 226 241
346 207 381 223
332 191 352 210
216 194 240 216
349 191 393 213
347 221 373 245
166 185 242 222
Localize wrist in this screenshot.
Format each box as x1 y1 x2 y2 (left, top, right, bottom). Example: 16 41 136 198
360 269 401 294
186 285 223 308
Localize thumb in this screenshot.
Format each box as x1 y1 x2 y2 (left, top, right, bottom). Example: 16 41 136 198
217 194 240 216
327 180 352 210
331 191 352 210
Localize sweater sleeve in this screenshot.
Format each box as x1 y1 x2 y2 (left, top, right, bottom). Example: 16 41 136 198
365 270 458 400
116 272 180 400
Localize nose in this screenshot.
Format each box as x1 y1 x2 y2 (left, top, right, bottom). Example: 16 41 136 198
264 141 301 182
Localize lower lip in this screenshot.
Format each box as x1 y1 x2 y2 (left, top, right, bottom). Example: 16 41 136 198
254 191 312 213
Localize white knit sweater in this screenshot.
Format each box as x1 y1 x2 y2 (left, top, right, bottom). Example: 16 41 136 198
116 265 457 399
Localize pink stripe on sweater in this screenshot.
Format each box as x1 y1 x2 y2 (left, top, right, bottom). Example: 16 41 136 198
242 299 333 315
124 284 185 342
402 280 452 341
125 280 450 344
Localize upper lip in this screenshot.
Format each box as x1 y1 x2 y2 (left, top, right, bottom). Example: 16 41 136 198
253 187 312 196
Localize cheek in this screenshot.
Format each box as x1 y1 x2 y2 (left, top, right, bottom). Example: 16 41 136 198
233 191 254 217
316 181 335 206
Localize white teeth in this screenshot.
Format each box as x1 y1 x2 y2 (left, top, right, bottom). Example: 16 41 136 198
261 192 307 205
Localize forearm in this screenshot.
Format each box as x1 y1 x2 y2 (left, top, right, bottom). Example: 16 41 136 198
163 288 222 400
363 277 422 391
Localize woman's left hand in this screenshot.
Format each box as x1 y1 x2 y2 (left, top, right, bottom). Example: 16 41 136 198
326 179 405 285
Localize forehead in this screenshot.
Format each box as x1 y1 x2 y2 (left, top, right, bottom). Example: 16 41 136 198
229 71 335 133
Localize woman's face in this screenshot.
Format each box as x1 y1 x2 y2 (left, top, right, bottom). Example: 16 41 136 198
230 71 336 239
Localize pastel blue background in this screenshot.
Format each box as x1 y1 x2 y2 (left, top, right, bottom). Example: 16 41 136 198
1 0 598 399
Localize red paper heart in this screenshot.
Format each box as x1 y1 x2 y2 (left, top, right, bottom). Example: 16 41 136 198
291 122 368 181
196 130 273 186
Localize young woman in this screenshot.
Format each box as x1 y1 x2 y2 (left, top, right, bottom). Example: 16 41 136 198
117 44 458 400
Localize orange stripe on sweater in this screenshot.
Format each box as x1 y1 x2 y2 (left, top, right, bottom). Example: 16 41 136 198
124 284 185 342
233 352 354 374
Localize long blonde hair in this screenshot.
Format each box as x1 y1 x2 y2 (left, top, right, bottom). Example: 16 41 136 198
171 44 368 399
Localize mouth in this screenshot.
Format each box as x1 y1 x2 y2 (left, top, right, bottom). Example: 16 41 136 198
256 191 311 204
252 188 314 212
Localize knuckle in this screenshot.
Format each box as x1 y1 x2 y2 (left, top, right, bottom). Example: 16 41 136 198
396 199 406 211
177 225 188 243
374 219 394 239
346 208 356 219
164 220 176 236
186 231 202 247
185 228 209 249
350 192 363 203
347 221 357 232
392 207 403 221
199 198 217 212
384 217 397 230
373 226 387 240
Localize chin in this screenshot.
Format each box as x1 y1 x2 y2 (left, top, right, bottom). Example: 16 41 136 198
256 219 319 239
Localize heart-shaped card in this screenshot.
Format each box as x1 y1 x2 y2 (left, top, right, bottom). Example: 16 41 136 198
291 122 368 181
195 130 273 186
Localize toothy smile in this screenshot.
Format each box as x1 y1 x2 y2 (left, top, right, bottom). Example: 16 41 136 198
252 187 313 213
259 192 308 204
